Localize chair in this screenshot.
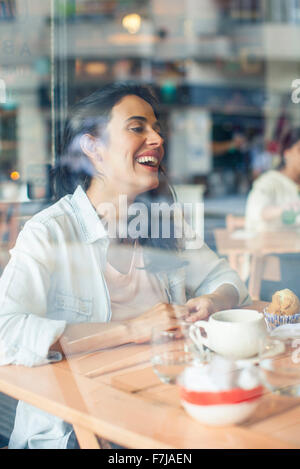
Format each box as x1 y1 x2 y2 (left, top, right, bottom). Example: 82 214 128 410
225 214 245 233
225 214 249 281
224 214 281 300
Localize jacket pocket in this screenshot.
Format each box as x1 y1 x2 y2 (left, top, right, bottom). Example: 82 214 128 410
54 292 93 323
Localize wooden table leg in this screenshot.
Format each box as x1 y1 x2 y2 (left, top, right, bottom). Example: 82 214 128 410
228 253 250 282
72 424 102 449
248 255 265 300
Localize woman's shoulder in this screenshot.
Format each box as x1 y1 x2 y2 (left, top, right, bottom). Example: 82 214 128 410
18 195 75 245
250 170 286 192
28 195 71 225
253 169 279 183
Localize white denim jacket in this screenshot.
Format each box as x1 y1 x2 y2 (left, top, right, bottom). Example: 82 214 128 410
0 185 250 448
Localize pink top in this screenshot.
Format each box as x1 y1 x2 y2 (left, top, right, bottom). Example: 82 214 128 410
104 243 169 321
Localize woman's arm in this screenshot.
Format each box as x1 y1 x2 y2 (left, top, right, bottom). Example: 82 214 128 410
261 201 300 222
52 321 130 356
55 280 239 357
179 239 250 320
185 283 239 321
0 222 66 367
52 302 188 357
212 135 245 156
1 221 189 363
181 243 250 307
261 204 284 222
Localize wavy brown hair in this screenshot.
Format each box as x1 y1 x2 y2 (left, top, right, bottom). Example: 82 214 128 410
52 82 186 272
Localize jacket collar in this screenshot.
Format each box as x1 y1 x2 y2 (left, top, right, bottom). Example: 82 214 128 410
70 185 108 244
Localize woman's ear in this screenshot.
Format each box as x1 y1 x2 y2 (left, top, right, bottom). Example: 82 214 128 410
80 133 103 162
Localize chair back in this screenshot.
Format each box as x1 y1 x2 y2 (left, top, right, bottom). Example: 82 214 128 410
225 214 245 232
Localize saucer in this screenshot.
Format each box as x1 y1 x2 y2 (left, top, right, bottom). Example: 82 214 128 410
202 340 285 367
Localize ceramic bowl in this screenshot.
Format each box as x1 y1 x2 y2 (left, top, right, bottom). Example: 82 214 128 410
178 379 263 426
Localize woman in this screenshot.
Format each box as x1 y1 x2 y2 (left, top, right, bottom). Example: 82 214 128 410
0 83 249 449
245 128 300 232
245 127 300 301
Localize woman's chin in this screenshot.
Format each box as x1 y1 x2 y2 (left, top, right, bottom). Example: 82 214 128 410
137 174 159 193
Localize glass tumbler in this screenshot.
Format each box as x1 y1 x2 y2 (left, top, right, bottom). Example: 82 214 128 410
150 322 206 384
259 335 300 397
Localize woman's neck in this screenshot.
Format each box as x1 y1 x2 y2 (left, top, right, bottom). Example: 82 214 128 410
86 178 137 237
280 167 300 185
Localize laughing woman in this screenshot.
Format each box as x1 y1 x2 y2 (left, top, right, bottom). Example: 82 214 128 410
0 83 250 449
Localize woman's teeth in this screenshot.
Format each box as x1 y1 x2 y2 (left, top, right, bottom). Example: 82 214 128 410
136 156 158 167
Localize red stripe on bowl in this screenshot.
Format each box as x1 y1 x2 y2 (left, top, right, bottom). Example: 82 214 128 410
179 385 264 406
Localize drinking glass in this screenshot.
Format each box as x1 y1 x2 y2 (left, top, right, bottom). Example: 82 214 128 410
259 335 300 397
150 322 207 384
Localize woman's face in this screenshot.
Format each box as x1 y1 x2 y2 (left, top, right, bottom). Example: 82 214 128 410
94 94 164 197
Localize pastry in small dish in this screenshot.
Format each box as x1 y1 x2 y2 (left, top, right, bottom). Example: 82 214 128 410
264 289 300 331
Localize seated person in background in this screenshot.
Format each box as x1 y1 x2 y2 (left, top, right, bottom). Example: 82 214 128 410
245 127 300 301
245 128 300 232
0 83 250 449
210 114 247 196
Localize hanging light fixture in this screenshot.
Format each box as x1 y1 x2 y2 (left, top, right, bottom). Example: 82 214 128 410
122 13 141 34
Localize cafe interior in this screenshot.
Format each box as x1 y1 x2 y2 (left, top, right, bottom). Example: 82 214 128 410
1 0 300 450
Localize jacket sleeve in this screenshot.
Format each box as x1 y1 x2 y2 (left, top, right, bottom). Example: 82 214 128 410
0 221 66 367
181 242 251 306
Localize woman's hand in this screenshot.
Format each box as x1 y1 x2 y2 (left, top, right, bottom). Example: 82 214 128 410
184 294 221 322
184 284 240 322
126 302 188 343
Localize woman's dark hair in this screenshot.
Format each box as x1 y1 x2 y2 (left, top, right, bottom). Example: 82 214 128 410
52 82 185 272
53 82 162 198
278 127 300 169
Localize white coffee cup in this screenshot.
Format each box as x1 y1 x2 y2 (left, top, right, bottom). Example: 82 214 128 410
189 309 268 359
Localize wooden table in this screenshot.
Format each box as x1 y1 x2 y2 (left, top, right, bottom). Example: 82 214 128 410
214 228 300 299
1 301 300 449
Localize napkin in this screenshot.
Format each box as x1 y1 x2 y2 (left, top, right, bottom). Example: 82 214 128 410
271 324 300 338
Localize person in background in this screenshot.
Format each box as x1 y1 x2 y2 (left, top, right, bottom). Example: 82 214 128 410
0 82 250 449
245 127 300 301
245 127 300 232
210 114 247 196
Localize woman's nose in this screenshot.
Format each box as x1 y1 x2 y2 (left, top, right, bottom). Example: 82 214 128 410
147 129 164 146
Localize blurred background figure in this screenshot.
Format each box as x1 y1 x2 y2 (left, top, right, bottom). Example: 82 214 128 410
245 127 300 233
245 127 300 301
210 114 248 196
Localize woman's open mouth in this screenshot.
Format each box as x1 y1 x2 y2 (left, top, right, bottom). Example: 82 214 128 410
135 155 159 170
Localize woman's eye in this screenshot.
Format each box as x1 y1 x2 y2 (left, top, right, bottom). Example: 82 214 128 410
130 126 144 133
